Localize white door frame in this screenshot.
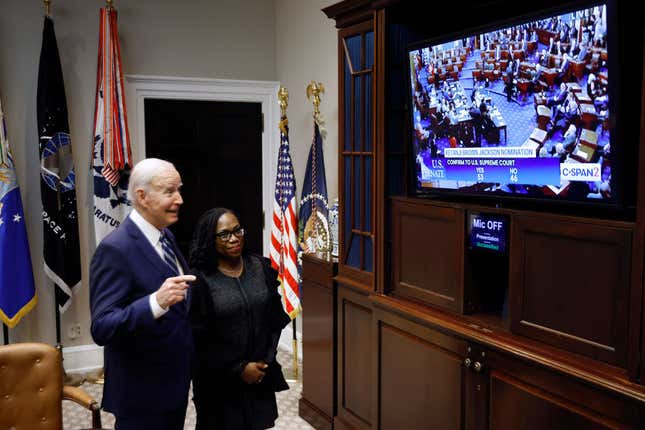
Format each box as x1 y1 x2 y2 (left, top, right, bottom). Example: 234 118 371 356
126 75 280 257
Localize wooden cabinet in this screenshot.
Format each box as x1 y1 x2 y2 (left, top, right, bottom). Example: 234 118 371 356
312 0 645 429
372 297 645 429
300 254 338 430
388 198 637 367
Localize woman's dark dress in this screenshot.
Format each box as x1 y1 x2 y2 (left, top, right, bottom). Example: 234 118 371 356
190 255 290 430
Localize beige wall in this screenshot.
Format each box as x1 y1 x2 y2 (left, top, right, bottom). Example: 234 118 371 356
275 0 338 204
0 0 278 347
274 0 338 346
0 0 339 352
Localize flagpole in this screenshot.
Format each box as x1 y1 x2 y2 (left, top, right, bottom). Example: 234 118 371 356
291 318 298 380
53 292 70 381
2 323 8 345
54 295 62 345
42 0 60 362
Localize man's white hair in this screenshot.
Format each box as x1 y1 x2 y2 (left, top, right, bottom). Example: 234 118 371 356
127 158 176 202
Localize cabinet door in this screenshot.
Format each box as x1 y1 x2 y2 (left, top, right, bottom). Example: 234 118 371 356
486 348 645 429
490 371 617 429
336 284 374 430
338 21 376 286
374 306 469 430
391 199 465 313
510 215 632 366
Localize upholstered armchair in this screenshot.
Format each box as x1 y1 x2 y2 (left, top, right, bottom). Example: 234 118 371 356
0 342 103 430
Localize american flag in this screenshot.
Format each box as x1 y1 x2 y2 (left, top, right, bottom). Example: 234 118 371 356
270 118 301 319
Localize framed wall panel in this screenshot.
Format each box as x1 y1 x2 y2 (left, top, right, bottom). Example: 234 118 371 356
375 311 468 430
391 198 466 313
336 284 374 430
510 215 633 366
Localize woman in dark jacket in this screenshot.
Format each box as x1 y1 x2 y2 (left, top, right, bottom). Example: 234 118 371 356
188 207 290 430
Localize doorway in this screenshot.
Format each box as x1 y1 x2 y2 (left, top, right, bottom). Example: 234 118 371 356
127 75 280 258
144 99 263 257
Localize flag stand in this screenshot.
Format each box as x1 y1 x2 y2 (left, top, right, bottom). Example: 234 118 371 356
291 319 299 380
2 323 8 345
284 318 299 382
54 295 62 346
54 290 71 382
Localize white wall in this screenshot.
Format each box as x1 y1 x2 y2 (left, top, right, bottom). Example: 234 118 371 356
274 0 338 350
0 0 340 368
275 0 338 205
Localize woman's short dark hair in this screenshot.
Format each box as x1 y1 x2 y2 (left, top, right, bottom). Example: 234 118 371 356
188 207 245 273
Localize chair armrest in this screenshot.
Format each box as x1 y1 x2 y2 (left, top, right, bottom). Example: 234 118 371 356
63 385 103 429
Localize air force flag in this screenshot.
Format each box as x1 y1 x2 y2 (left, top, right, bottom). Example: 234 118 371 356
0 97 37 328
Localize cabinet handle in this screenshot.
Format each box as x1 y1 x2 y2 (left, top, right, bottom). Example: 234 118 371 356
464 358 472 368
473 362 483 373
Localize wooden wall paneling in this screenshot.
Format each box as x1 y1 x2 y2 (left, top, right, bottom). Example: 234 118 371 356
391 198 466 313
510 215 633 366
374 305 469 430
300 254 338 430
336 283 374 430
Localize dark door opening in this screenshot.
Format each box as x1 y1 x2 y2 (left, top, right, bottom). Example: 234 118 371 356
144 99 263 258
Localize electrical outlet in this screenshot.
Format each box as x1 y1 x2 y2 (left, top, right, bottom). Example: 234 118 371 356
67 323 81 340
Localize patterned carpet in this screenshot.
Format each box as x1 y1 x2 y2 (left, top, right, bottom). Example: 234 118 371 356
62 348 314 430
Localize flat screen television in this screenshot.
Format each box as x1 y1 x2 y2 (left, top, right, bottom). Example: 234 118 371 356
407 1 623 210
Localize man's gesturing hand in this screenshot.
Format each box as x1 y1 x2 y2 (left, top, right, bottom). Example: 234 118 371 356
155 275 196 309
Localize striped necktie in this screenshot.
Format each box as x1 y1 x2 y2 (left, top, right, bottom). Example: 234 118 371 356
160 231 179 276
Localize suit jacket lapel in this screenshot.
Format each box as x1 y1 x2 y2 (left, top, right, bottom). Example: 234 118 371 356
124 218 176 281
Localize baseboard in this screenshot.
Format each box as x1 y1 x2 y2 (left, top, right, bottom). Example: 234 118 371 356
62 333 298 373
62 343 104 373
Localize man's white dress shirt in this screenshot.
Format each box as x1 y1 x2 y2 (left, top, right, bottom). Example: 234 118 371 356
129 209 183 319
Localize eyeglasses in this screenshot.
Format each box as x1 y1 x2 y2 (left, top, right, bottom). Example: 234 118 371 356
215 227 245 241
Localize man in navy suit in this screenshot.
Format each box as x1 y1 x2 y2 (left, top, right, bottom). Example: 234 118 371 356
90 158 195 430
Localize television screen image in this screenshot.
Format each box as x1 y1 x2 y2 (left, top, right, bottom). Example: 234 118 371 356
409 3 612 203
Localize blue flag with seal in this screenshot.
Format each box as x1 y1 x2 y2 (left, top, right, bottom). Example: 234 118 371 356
298 118 330 254
0 96 37 328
